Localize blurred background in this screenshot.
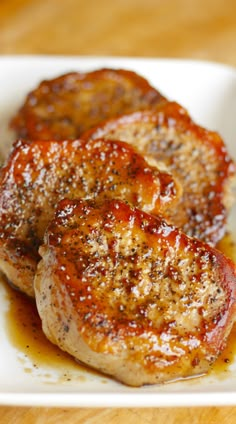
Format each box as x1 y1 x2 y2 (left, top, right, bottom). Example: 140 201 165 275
0 0 236 66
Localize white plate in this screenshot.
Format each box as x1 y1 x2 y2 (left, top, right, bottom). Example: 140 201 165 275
0 56 236 408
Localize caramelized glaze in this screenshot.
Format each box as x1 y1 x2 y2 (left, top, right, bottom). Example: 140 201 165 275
1 232 235 384
10 68 165 140
83 102 236 245
34 199 236 386
0 137 180 298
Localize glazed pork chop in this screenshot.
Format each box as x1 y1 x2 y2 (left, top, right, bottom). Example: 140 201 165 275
0 138 179 297
83 101 236 245
35 198 236 386
10 68 165 141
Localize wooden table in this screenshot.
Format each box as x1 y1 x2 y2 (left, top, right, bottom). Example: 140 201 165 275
0 0 236 422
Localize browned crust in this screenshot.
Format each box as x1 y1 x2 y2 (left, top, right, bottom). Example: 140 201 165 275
10 68 165 140
82 101 236 245
0 137 179 296
35 198 236 386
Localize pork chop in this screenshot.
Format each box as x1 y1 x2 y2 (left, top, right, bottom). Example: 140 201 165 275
82 101 236 245
34 198 236 386
10 68 165 140
0 138 179 297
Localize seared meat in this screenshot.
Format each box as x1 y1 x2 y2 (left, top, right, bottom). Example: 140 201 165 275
82 101 236 245
0 138 179 297
10 68 165 140
34 198 236 386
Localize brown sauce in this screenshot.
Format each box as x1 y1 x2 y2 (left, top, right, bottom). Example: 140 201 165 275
211 232 236 376
211 324 236 376
1 233 236 384
3 279 82 379
2 277 105 383
217 232 236 263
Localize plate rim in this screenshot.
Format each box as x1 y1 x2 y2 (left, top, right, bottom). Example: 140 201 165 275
0 54 236 408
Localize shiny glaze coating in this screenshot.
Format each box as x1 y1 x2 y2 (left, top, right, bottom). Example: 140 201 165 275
10 68 165 140
0 138 179 296
83 101 236 245
35 198 236 386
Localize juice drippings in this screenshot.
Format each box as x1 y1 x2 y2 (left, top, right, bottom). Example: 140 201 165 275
2 277 105 382
217 231 236 263
3 280 80 372
213 232 236 375
1 232 236 383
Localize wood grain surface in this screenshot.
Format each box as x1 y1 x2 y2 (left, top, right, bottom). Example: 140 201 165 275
0 0 236 422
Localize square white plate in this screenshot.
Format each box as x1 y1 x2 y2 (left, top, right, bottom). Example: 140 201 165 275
0 56 236 408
